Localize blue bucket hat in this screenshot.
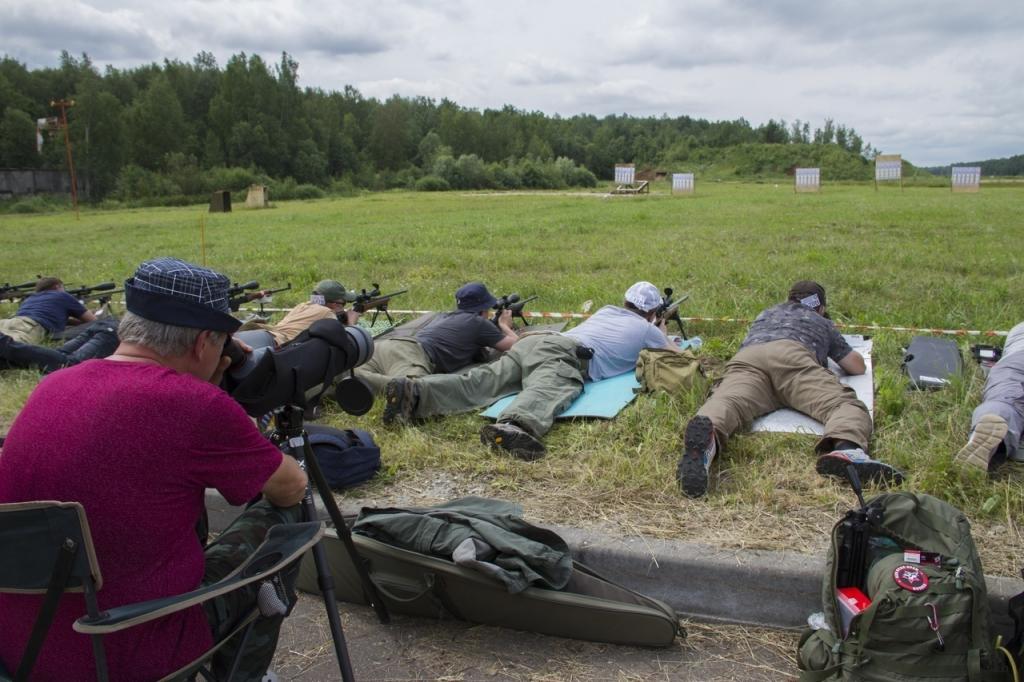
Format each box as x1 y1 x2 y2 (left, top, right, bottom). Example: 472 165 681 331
455 282 497 313
125 257 241 333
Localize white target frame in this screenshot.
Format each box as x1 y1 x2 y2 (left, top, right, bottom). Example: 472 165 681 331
794 168 820 193
672 172 695 194
951 166 981 193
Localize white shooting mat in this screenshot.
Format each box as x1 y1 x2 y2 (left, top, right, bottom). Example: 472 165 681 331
750 335 873 435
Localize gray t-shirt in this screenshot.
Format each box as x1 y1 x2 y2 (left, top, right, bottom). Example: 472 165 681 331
565 305 669 380
740 302 852 367
416 311 505 373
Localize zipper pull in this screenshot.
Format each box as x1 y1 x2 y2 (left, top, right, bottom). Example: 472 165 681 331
954 566 965 590
926 602 945 651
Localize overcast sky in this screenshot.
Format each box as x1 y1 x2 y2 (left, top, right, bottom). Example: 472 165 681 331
4 0 1022 166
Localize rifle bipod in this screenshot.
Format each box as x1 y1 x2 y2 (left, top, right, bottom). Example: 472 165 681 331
270 405 390 681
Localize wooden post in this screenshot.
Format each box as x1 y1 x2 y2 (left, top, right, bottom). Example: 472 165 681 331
51 99 79 220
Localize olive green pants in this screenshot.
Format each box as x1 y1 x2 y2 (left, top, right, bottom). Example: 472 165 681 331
413 334 584 438
697 340 872 452
355 338 434 394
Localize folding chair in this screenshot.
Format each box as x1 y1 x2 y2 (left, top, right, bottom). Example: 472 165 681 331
0 501 323 682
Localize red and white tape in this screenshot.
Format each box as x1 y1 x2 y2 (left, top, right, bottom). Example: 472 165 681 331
246 307 1012 337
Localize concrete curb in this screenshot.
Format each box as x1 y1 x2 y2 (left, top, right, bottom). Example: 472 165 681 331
205 491 1023 637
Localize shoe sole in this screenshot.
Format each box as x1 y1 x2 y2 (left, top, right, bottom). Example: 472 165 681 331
678 416 713 498
480 424 546 461
954 414 1008 472
382 379 409 426
816 454 905 487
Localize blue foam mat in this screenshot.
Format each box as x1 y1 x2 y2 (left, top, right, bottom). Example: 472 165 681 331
480 371 640 420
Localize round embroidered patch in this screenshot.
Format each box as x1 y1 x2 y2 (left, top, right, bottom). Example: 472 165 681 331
893 564 929 592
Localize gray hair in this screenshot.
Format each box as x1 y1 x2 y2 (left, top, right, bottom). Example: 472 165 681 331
118 311 224 357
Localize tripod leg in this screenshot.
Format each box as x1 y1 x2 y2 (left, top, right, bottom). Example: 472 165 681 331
302 494 356 682
302 439 391 624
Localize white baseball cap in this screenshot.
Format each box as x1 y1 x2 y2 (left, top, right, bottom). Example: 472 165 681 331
624 281 662 313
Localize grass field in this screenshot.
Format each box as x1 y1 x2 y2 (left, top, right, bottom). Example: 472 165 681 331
2 182 1022 574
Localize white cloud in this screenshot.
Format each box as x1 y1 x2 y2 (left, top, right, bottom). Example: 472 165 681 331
1 0 1021 165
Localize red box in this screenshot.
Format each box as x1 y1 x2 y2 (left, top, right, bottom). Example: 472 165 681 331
836 587 871 637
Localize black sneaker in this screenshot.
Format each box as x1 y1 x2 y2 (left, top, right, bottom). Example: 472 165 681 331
677 416 715 498
480 422 546 461
382 378 418 426
815 448 905 487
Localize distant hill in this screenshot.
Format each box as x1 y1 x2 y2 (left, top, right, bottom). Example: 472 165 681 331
661 143 876 181
923 154 1024 177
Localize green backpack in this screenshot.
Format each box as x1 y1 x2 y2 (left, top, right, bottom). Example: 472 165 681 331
634 348 704 395
798 491 1010 681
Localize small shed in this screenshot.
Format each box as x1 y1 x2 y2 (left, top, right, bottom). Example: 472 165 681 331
209 190 232 213
245 184 270 208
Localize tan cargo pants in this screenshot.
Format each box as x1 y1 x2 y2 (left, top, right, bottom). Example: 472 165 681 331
0 316 46 345
355 338 434 395
697 339 872 452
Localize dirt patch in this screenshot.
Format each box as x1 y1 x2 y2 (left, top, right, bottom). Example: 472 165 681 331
274 595 800 681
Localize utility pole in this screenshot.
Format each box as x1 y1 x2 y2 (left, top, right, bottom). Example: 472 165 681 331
50 98 79 220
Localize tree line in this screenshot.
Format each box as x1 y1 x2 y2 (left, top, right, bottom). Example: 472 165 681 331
923 154 1024 177
0 51 877 201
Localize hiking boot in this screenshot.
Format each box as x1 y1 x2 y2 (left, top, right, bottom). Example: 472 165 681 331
382 377 418 426
816 448 905 487
480 422 546 460
954 414 1008 472
677 415 716 498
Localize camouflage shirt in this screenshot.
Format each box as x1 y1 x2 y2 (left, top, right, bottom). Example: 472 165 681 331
740 302 853 367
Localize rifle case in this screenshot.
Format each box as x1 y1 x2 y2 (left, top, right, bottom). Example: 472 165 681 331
903 335 963 389
297 528 682 647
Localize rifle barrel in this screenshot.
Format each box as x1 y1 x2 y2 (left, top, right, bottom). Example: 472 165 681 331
357 289 408 309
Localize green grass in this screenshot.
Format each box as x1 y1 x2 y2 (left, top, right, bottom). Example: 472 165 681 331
2 183 1022 573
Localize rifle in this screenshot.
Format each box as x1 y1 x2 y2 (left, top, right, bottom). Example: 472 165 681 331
65 282 117 300
353 283 408 326
0 279 40 302
80 288 124 303
655 287 690 339
229 283 292 313
492 293 538 328
227 280 259 298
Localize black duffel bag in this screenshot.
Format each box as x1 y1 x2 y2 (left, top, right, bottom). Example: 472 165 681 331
304 424 381 490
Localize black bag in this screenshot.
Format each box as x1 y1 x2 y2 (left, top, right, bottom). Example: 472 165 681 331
305 424 381 489
902 336 963 390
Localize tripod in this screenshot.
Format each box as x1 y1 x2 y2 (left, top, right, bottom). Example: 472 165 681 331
270 405 390 681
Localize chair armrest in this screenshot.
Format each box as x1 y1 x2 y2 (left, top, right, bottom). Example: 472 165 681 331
74 521 324 635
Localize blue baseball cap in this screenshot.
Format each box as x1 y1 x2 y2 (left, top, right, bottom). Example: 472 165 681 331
455 282 497 313
125 257 241 333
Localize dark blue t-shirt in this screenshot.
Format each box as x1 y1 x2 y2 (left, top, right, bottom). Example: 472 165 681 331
416 311 505 373
15 290 87 333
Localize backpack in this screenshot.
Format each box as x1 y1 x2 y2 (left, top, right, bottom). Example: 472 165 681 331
798 491 1010 681
634 348 703 395
305 424 381 490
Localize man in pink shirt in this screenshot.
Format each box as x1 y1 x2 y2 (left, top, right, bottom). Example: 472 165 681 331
0 257 307 681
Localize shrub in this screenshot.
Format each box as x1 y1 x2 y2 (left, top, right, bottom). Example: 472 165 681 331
5 195 66 214
114 164 181 200
328 177 360 197
415 175 450 192
270 177 325 200
204 166 265 194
